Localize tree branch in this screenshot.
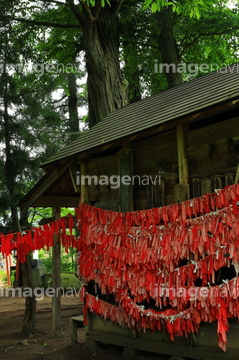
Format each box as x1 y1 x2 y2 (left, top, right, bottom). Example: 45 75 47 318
179 28 239 59
92 0 102 20
80 1 94 22
51 94 68 103
112 0 124 18
66 0 87 25
38 0 70 5
12 17 81 28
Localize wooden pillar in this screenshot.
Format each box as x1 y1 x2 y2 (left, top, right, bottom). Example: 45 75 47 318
118 146 133 212
79 163 90 328
15 256 20 287
5 254 11 286
175 124 189 202
80 163 88 204
52 206 63 336
235 163 239 184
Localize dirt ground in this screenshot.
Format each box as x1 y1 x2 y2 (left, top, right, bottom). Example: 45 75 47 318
0 290 176 360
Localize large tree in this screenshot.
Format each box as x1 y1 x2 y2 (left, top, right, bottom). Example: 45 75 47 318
1 0 238 338
0 1 80 335
9 0 239 126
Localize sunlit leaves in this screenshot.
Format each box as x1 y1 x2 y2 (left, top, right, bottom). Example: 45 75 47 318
143 0 232 18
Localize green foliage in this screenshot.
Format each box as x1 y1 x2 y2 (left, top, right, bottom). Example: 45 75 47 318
0 271 8 284
38 245 77 274
38 248 52 274
0 1 88 233
27 207 75 228
142 0 230 17
10 270 16 286
60 273 81 290
47 273 81 290
61 247 77 273
0 0 238 232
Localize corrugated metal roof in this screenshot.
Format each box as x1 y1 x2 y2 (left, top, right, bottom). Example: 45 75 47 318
42 64 239 166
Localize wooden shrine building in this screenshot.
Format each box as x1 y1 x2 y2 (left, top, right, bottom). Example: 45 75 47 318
19 63 239 359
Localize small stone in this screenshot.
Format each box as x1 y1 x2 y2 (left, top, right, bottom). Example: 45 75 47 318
27 338 38 343
4 346 15 352
15 340 29 346
84 339 102 353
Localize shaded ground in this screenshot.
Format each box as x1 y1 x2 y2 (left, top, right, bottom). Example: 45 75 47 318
0 291 174 360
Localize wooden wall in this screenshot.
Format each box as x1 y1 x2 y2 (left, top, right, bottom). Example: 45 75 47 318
187 116 239 183
85 116 239 211
133 130 178 209
85 154 119 204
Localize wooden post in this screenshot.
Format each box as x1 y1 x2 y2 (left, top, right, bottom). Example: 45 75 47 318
15 256 20 287
201 178 213 194
52 206 63 336
80 163 89 204
78 164 90 331
5 254 11 286
235 163 239 184
175 124 189 202
118 146 133 212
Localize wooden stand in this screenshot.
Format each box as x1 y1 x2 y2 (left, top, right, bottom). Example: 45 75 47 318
86 313 239 360
70 315 84 342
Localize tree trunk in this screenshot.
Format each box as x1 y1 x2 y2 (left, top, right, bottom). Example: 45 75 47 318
122 39 141 104
121 5 141 103
21 255 36 336
157 7 183 88
70 4 127 127
2 51 36 337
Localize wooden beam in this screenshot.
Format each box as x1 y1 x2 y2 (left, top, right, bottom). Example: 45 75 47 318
52 207 63 337
31 196 80 208
235 162 239 184
69 165 81 193
175 124 189 202
19 159 73 213
177 124 188 184
118 146 133 212
187 116 239 149
80 163 89 204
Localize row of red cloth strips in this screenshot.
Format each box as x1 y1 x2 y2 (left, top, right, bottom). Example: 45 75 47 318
80 203 239 249
0 215 76 262
78 205 239 271
78 212 239 288
2 182 237 260
79 248 235 306
82 278 238 352
76 183 239 230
